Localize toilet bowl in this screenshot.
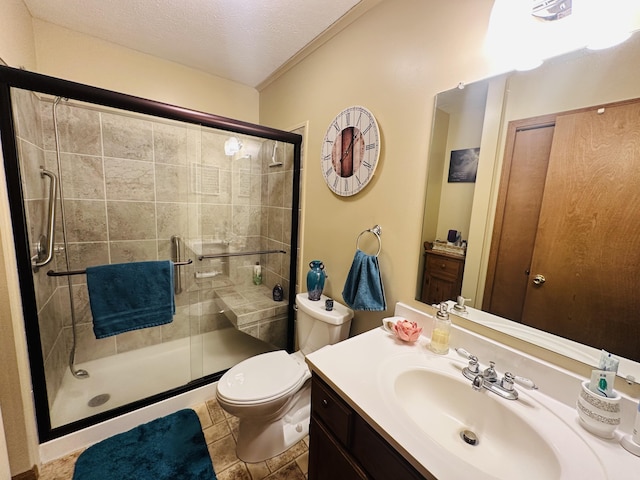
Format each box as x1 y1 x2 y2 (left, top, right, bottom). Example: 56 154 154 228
216 293 353 463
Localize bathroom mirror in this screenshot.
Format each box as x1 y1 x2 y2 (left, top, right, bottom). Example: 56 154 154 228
418 30 640 384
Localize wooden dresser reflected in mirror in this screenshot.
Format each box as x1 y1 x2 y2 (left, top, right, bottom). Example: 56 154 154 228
420 242 465 305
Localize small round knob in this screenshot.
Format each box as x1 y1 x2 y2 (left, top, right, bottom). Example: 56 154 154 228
532 274 546 285
322 399 328 407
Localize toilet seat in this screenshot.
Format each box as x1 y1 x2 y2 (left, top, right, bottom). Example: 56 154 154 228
217 350 309 405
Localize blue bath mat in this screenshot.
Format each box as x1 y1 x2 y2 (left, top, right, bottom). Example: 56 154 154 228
73 409 216 480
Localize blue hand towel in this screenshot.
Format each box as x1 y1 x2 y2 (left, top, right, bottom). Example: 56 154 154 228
342 249 387 311
86 261 175 339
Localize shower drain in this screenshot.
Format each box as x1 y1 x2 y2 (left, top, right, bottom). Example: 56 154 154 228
88 394 111 408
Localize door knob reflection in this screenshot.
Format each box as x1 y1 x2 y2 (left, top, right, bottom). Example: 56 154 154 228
532 274 546 286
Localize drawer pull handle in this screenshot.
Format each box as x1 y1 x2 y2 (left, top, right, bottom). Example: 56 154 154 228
440 263 446 269
322 399 329 407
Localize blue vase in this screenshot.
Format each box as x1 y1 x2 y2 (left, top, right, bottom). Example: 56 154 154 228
306 260 326 301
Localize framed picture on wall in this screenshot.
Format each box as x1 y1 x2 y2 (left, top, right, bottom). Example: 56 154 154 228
448 147 479 183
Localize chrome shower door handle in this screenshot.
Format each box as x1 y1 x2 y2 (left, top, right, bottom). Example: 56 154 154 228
32 168 58 270
171 235 183 294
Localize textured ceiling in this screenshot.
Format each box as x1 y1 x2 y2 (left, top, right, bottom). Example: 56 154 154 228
23 0 363 87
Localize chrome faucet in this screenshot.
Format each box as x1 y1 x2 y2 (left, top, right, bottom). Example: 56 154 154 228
455 348 537 401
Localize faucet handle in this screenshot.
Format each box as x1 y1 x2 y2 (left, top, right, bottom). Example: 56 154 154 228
455 348 480 373
467 355 479 374
483 361 498 382
501 372 515 391
513 375 538 390
455 347 474 359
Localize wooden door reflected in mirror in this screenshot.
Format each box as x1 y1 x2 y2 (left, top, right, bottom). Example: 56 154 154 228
484 100 640 361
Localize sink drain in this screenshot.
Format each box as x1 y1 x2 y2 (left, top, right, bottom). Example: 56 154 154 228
88 394 110 407
460 429 479 446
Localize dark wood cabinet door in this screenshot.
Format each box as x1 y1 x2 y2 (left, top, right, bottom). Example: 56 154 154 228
309 418 367 480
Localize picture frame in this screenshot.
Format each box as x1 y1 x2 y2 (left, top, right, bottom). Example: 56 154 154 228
448 147 479 183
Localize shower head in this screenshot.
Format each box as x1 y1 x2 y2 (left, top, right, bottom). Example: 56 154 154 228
224 136 243 156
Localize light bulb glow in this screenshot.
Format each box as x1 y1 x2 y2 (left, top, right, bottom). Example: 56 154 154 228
485 0 640 73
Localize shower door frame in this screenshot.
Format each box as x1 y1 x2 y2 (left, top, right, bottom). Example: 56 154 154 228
0 65 301 442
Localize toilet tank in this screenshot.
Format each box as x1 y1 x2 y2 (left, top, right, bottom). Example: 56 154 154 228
295 293 354 355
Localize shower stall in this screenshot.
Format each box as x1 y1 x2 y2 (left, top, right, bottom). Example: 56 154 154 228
0 66 301 442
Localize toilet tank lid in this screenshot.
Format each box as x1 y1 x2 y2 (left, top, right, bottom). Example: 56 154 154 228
296 293 354 325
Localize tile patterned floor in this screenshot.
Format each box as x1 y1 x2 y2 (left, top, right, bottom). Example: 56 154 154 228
38 397 309 480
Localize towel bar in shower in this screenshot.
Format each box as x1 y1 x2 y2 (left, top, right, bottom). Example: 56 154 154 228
46 259 193 277
198 249 286 261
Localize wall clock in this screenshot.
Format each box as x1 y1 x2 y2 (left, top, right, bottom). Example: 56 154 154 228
321 105 380 196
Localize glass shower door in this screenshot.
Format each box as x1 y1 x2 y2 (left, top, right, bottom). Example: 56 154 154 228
1 66 300 442
10 88 202 428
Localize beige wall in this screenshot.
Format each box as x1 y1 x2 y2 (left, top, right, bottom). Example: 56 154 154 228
0 0 36 69
0 1 40 476
32 19 259 124
435 105 484 242
259 0 495 334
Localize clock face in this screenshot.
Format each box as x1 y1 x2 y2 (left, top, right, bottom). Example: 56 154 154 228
321 106 380 196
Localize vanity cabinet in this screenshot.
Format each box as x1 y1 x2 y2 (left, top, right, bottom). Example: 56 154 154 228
421 244 465 305
309 375 431 480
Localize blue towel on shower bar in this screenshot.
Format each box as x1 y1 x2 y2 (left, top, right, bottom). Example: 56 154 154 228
342 249 387 311
86 261 175 339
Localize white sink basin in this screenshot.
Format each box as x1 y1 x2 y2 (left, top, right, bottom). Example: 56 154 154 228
379 353 607 480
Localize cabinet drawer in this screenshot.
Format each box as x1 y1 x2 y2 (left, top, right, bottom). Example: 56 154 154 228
311 376 353 447
426 253 463 280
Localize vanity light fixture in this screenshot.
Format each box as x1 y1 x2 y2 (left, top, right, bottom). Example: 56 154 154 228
486 0 640 73
224 136 243 156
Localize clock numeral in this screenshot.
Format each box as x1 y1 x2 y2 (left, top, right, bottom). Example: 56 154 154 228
355 174 362 186
363 161 373 170
344 178 349 192
325 167 334 176
333 176 339 189
333 122 340 132
345 112 351 125
356 112 362 127
323 154 332 162
365 143 376 151
362 123 372 135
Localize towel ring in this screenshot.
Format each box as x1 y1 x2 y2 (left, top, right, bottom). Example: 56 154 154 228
356 225 382 257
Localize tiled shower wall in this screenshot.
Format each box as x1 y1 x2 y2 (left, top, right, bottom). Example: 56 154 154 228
11 89 296 410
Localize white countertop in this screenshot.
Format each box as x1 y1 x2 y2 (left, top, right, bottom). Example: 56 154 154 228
305 303 640 479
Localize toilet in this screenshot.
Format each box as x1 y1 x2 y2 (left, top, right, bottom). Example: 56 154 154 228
216 292 353 463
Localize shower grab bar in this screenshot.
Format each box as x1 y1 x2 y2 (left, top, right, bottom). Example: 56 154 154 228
198 249 286 261
32 168 58 270
171 235 183 294
46 259 193 277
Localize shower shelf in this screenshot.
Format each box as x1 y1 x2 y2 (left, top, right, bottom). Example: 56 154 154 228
46 259 193 277
198 249 286 261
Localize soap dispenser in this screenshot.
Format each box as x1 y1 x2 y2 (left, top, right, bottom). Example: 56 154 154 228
429 303 451 355
453 296 470 314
